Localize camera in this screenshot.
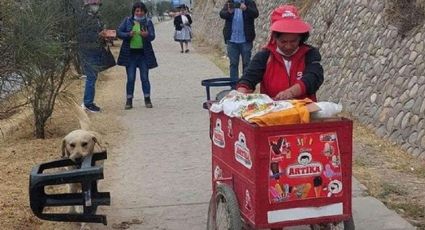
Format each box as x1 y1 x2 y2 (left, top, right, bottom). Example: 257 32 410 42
228 0 244 9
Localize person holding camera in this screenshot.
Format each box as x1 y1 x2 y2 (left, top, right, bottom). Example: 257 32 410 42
219 0 259 83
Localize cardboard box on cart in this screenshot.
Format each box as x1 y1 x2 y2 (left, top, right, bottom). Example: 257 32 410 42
210 112 353 229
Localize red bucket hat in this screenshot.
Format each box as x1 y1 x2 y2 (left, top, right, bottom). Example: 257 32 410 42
270 5 310 33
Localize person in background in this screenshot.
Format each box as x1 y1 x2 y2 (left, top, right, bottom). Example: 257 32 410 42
236 5 324 102
117 2 158 109
219 0 259 83
173 4 192 53
77 0 108 112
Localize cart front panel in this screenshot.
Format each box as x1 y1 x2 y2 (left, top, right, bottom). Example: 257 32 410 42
210 112 353 228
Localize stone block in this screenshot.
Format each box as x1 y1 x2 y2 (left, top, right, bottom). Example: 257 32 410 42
386 116 394 132
394 111 404 127
420 99 425 114
408 132 418 144
409 51 418 62
408 83 418 97
415 33 422 43
415 41 424 53
418 76 425 84
401 112 411 129
412 148 421 157
403 99 415 110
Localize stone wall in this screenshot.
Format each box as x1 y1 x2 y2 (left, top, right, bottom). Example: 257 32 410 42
193 0 425 158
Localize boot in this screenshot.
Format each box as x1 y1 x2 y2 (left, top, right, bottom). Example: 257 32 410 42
125 98 133 110
144 96 153 108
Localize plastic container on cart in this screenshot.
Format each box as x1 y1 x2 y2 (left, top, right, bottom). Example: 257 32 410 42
207 112 354 229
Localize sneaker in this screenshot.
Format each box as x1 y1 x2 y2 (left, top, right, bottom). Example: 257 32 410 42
185 49 189 53
82 103 101 113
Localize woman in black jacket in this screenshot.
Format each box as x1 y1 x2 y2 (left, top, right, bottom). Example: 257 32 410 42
173 4 192 53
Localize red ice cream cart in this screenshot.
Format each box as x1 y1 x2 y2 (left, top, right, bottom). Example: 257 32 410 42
207 112 354 229
201 78 354 229
206 109 354 229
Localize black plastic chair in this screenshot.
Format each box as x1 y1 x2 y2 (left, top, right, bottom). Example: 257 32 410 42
29 151 110 225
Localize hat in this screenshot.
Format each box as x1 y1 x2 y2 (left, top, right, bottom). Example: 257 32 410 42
84 0 101 5
270 5 310 33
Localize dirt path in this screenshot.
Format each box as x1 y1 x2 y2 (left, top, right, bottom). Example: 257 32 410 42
92 20 225 229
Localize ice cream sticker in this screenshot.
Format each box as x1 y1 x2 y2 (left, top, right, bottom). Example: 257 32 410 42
326 180 343 197
270 137 291 160
235 132 252 169
268 132 343 203
212 119 225 148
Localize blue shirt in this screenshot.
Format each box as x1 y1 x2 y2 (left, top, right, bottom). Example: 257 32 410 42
229 0 246 43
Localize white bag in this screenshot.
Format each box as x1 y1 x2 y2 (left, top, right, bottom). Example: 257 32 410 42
311 102 343 119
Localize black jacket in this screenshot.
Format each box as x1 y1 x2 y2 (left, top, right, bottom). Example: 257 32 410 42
174 14 192 31
219 0 259 43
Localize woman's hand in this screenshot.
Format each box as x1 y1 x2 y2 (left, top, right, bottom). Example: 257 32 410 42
274 84 302 100
98 29 107 38
274 90 294 100
129 31 135 37
141 29 149 37
240 3 247 10
236 87 252 94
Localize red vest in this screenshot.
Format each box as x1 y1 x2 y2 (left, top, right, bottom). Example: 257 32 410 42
261 44 316 101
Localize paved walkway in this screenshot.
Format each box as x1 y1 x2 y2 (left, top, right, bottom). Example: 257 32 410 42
97 20 416 230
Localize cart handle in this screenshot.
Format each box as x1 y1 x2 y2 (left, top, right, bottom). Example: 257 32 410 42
201 77 237 110
201 77 237 101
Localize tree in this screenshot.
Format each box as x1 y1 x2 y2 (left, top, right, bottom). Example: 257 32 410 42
0 0 28 119
101 0 135 29
4 0 77 138
1 0 143 138
156 1 173 16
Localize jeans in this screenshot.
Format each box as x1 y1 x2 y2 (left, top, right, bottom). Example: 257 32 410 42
126 53 150 99
83 63 98 106
227 41 253 82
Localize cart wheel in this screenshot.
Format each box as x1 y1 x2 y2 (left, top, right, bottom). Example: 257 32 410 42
207 184 243 230
310 217 355 230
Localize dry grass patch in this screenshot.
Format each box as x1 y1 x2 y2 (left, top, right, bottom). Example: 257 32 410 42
353 122 425 228
0 45 126 229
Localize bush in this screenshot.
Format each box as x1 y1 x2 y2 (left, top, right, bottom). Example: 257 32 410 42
384 0 425 36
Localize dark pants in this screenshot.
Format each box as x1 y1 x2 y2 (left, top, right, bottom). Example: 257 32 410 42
226 41 253 81
83 62 98 106
125 53 150 99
